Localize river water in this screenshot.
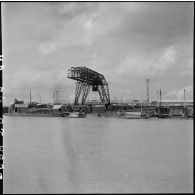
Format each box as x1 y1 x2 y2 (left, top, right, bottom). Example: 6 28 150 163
3 115 193 193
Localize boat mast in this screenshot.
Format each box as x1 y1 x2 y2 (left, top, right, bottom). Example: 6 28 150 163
146 78 150 106
158 88 161 114
159 89 161 107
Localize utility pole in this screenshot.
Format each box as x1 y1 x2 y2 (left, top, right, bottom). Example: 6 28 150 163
184 89 186 107
157 89 159 102
146 79 150 106
30 91 32 103
53 92 55 104
159 89 161 107
56 90 59 104
39 93 41 103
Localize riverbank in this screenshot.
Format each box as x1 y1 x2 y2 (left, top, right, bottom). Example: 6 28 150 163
97 112 193 119
3 111 193 119
3 112 61 117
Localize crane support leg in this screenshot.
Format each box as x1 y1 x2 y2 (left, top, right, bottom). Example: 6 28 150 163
74 81 83 105
81 84 91 104
98 84 110 104
74 81 91 105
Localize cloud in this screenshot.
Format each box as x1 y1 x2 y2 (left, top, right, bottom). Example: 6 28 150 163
179 45 193 76
165 85 193 101
57 2 98 17
181 57 193 76
2 2 193 105
39 3 124 55
152 46 176 74
115 46 176 79
118 90 133 100
39 15 89 54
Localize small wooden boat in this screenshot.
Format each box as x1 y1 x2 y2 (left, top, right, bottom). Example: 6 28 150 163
61 112 70 117
119 111 149 119
70 112 87 118
121 111 142 119
68 112 80 118
62 111 87 118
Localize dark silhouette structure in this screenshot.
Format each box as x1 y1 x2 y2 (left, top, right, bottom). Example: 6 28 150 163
68 66 110 105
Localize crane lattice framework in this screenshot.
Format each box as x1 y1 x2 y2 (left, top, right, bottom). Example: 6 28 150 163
68 66 110 105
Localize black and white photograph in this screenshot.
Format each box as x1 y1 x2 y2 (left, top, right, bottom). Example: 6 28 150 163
1 1 194 193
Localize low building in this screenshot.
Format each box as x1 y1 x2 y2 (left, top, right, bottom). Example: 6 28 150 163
86 105 92 113
3 106 9 114
186 106 193 117
52 104 63 112
169 105 184 116
92 104 105 113
110 103 133 111
14 103 29 113
72 105 89 113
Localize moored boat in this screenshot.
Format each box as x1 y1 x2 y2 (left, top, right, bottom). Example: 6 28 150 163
119 111 149 119
69 112 80 118
121 111 142 119
62 111 87 118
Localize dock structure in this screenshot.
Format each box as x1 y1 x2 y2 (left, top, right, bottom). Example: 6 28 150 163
68 66 110 105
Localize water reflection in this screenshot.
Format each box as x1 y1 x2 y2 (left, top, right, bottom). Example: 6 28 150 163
3 116 193 193
59 118 110 193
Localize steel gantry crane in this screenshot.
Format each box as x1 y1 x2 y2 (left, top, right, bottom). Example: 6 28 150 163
68 66 110 105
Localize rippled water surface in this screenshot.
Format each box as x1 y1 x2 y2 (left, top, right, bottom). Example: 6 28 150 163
3 115 193 193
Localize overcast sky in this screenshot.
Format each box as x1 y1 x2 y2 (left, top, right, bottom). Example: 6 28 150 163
2 2 194 105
